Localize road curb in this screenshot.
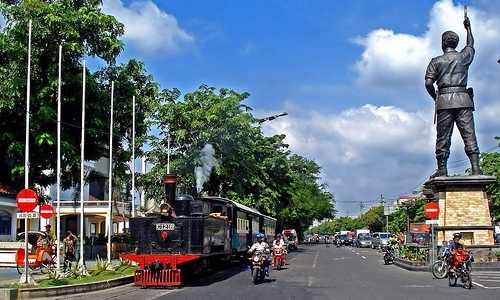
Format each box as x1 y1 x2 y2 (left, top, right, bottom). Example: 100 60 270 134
393 258 429 272
16 275 134 299
394 258 500 272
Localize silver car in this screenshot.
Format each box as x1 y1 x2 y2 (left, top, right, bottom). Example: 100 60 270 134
372 232 390 249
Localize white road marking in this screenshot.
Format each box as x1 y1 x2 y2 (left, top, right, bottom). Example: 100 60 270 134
312 252 319 268
402 285 434 288
361 256 367 260
308 276 313 287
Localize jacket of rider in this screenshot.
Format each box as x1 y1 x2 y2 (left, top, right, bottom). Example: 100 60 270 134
249 241 270 253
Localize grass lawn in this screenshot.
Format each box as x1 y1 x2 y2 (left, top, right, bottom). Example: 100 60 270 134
1 265 137 289
37 265 137 287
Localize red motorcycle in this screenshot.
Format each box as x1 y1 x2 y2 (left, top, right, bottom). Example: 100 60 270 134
273 247 285 270
448 248 473 289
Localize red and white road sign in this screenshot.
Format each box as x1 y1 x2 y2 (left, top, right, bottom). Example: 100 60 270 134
424 202 440 219
16 189 38 212
40 204 54 219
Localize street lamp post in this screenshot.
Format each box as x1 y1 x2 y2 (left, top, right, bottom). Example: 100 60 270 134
256 112 288 124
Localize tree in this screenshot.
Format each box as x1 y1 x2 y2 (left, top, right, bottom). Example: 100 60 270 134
356 205 384 232
143 85 335 233
0 1 157 195
481 151 500 220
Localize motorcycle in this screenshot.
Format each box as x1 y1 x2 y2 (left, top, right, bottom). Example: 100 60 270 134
432 248 451 279
448 249 473 289
273 247 285 270
383 246 394 265
250 250 269 284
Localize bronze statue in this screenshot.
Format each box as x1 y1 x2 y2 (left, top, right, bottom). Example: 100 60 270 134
425 9 481 178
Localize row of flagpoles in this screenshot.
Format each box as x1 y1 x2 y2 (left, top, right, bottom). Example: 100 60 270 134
22 20 140 280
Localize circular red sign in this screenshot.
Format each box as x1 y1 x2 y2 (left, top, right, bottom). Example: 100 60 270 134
424 202 440 219
16 189 38 212
40 204 54 219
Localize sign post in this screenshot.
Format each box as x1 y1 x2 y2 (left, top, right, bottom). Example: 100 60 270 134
40 205 54 219
424 202 440 264
16 188 37 284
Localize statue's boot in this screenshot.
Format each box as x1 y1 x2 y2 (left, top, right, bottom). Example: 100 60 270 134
430 159 448 178
469 153 482 175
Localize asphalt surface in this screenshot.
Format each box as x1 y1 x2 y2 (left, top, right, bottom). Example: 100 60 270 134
41 244 500 300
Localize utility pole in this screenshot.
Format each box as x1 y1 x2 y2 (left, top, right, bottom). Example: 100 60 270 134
380 194 388 232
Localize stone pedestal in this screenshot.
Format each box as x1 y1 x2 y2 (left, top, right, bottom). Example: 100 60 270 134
423 175 496 246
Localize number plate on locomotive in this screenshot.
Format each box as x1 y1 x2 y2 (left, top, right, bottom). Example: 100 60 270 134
155 223 175 231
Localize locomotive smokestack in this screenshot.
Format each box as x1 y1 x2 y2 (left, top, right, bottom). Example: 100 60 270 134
162 174 177 215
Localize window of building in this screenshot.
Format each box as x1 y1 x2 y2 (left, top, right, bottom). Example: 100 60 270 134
0 210 11 235
90 223 97 236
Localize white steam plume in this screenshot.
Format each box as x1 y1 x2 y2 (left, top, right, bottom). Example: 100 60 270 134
195 144 217 193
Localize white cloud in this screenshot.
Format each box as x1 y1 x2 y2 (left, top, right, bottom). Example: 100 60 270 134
102 0 194 54
262 104 436 214
355 0 500 94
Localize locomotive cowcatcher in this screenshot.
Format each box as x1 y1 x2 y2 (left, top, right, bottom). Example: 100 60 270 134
120 174 276 287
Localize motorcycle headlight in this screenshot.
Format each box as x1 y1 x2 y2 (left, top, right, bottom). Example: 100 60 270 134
253 256 260 262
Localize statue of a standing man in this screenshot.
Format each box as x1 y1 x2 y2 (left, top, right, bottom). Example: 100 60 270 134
424 14 481 178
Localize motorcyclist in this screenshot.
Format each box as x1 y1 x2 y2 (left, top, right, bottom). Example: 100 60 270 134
388 234 398 249
248 233 271 276
444 233 474 271
448 232 464 250
272 234 287 266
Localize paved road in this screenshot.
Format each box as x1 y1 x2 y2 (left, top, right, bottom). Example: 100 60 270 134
42 244 499 300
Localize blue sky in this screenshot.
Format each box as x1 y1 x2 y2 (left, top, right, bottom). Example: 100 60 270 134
103 0 500 216
119 0 436 112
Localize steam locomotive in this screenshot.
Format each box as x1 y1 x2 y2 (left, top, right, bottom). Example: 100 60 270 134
121 175 276 285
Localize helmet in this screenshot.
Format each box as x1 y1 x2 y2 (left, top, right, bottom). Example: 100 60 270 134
256 233 264 239
453 233 462 239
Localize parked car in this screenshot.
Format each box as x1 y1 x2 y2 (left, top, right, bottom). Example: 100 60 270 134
338 234 352 246
354 233 372 248
372 232 390 249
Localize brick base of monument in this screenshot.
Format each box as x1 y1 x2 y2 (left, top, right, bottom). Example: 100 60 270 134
423 175 496 246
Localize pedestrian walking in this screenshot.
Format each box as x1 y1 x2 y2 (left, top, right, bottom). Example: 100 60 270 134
63 231 77 271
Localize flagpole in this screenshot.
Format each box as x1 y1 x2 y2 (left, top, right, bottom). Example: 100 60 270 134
107 81 114 263
79 61 87 272
21 19 32 284
141 156 146 211
56 44 62 272
131 96 135 218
